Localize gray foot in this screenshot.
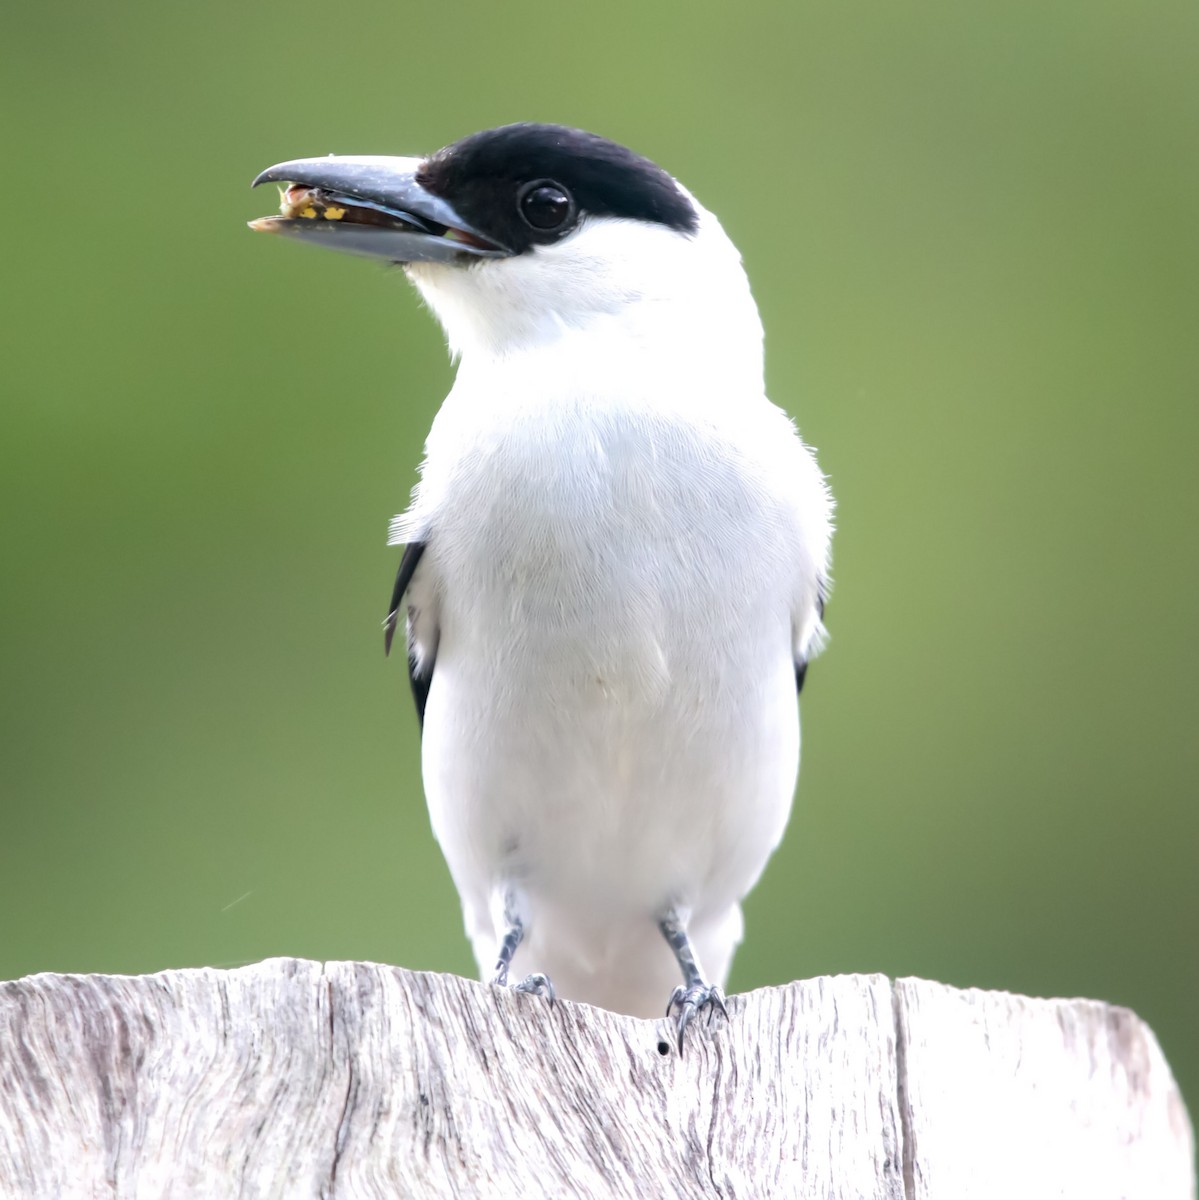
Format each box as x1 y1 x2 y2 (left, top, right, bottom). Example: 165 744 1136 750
491 966 555 1005
667 983 728 1053
513 973 555 1003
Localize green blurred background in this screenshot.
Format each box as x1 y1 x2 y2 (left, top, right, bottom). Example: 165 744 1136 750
2 0 1196 1123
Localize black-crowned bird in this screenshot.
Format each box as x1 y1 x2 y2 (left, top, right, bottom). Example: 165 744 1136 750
251 123 832 1049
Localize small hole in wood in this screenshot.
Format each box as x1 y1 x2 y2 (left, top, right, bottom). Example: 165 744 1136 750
656 1039 671 1056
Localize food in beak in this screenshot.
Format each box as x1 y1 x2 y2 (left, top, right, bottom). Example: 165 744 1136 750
280 185 345 221
249 184 429 234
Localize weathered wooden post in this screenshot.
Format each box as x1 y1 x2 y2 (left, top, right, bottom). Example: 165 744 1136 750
0 959 1192 1197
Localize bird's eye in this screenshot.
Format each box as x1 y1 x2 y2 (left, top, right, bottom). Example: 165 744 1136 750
517 181 575 232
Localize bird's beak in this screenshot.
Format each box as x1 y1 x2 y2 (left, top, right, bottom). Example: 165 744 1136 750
249 155 512 264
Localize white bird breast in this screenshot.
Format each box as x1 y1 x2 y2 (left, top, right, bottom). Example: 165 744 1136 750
401 389 825 1012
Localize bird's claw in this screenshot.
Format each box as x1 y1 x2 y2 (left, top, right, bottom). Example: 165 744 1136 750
513 972 555 1004
666 983 728 1053
492 967 556 1006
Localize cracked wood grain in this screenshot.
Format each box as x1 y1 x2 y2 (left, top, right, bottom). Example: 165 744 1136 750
0 960 1192 1199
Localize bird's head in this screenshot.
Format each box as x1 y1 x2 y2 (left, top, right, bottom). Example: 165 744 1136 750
251 123 763 374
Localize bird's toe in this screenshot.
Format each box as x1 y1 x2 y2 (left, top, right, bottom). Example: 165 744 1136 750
667 983 728 1053
492 970 556 1006
512 972 555 1003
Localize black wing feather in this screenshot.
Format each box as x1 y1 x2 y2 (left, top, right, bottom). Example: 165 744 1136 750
383 541 426 657
795 661 809 694
408 648 432 727
383 541 433 728
795 581 829 697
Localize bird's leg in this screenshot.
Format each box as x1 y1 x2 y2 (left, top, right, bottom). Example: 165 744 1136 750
489 886 555 1003
659 909 728 1052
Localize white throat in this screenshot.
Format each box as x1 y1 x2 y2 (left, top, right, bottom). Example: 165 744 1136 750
405 201 765 399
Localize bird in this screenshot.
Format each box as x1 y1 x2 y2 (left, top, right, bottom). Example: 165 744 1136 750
250 123 832 1050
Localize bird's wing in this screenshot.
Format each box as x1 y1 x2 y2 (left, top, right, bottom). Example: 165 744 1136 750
406 635 433 727
383 540 434 727
795 581 829 697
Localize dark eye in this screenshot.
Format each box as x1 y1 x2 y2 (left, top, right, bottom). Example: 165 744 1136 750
518 180 575 232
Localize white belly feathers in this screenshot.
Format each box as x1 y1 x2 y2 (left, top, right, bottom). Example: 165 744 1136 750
396 382 825 1013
